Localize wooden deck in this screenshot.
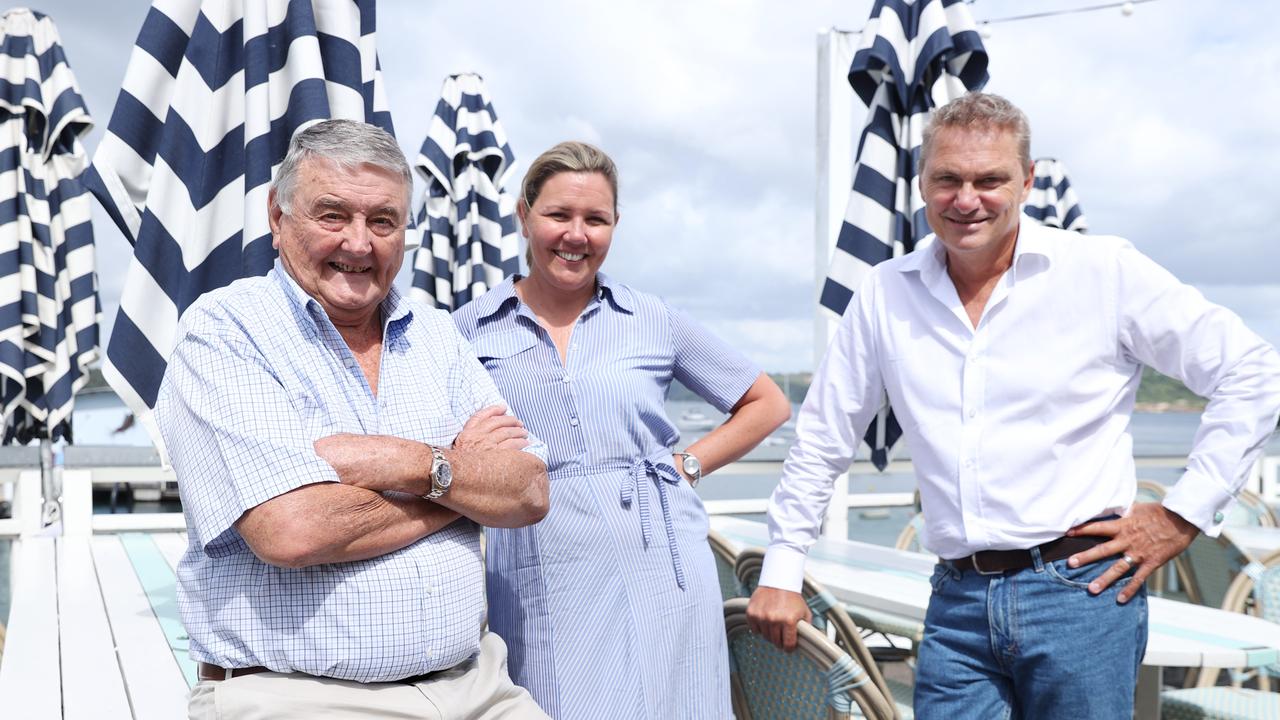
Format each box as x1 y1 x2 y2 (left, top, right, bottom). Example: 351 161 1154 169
0 533 193 719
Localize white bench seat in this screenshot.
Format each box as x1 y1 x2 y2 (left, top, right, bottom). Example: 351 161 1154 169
0 533 194 719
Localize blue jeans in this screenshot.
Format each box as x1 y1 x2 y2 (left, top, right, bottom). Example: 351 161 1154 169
914 547 1148 720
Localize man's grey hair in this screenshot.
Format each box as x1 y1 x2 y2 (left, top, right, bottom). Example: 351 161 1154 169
920 92 1032 172
271 119 412 215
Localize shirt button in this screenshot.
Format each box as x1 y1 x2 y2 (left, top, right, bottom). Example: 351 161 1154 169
562 375 571 383
569 417 579 427
967 409 976 419
424 584 433 595
965 459 976 469
1214 511 1225 524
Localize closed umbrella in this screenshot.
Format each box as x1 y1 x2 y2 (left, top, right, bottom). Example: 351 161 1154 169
410 73 519 311
819 0 988 470
85 0 395 453
0 8 98 446
1024 157 1088 232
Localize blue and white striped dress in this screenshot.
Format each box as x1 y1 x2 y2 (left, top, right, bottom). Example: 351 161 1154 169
454 273 758 719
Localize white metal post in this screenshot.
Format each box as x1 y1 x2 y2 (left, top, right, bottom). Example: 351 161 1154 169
61 469 93 538
816 29 859 540
15 469 43 537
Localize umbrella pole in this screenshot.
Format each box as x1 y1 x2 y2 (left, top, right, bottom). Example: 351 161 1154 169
39 438 60 529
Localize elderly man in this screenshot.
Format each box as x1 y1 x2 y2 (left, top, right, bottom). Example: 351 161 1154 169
158 119 551 719
748 92 1280 719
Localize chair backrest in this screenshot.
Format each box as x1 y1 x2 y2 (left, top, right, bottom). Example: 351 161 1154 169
1191 549 1280 688
1180 532 1251 608
894 512 925 552
735 548 899 719
1135 480 1167 504
723 598 894 720
1226 490 1279 528
708 529 743 601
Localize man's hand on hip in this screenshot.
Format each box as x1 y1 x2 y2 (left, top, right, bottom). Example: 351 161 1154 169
747 586 812 652
1065 502 1200 604
454 405 530 452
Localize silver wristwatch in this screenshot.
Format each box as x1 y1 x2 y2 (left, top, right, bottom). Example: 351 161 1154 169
423 446 453 500
675 452 702 487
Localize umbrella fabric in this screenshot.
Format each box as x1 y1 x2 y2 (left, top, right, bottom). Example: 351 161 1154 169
1024 157 1088 233
820 0 988 470
85 0 394 452
410 73 518 311
0 9 98 444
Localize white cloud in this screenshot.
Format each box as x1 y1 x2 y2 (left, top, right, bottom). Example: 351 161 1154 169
26 0 1280 372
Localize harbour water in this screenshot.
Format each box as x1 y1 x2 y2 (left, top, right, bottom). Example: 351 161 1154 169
1 397 1278 627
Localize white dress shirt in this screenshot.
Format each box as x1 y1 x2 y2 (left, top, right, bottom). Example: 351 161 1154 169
761 222 1280 592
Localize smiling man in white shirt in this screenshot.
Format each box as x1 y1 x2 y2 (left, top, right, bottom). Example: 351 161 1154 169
747 92 1280 719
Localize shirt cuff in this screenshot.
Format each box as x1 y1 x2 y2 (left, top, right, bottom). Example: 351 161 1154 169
758 544 807 593
1162 469 1234 537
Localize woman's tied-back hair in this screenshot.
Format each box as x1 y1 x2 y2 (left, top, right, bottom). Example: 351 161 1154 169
520 141 619 266
920 92 1032 173
271 119 413 216
521 141 619 215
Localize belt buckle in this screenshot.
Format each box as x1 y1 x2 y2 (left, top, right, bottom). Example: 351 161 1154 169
969 551 1003 576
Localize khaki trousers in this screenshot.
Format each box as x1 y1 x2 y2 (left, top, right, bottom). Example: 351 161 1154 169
189 632 549 720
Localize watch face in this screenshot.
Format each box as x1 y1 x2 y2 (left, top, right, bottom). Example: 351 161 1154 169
436 461 453 489
683 455 701 476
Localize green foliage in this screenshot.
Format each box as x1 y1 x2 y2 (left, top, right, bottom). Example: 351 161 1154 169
1135 366 1204 410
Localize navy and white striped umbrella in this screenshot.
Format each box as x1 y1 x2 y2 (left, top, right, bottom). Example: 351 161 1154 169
1024 157 1088 233
820 0 988 470
0 9 98 444
85 0 394 453
410 73 519 311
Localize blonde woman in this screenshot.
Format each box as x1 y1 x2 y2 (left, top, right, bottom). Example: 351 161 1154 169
454 141 789 718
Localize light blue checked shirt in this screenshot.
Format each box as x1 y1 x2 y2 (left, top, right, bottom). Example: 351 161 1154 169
157 262 546 682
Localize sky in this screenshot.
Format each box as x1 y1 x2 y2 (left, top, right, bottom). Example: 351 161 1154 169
27 0 1280 373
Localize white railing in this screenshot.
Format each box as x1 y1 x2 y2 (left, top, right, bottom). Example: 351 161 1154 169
1 453 1277 540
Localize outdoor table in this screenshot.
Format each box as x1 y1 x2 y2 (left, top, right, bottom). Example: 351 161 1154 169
1223 525 1280 562
711 515 1280 720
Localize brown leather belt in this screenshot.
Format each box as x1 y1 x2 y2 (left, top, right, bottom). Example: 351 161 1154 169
949 535 1106 575
197 663 450 684
198 662 270 682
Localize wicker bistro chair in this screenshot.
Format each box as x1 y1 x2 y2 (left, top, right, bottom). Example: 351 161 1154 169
724 598 895 720
735 548 913 719
1160 552 1280 719
709 529 745 601
1177 533 1252 609
1183 549 1280 692
893 513 926 553
1225 490 1279 528
1137 479 1169 503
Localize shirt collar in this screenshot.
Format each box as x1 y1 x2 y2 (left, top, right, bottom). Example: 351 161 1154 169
1009 220 1055 276
469 276 521 321
470 272 634 320
271 259 411 333
594 272 634 314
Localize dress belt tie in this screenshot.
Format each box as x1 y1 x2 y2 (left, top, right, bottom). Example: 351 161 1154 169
622 458 687 590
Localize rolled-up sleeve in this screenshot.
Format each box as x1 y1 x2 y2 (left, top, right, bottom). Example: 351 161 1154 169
668 304 760 412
